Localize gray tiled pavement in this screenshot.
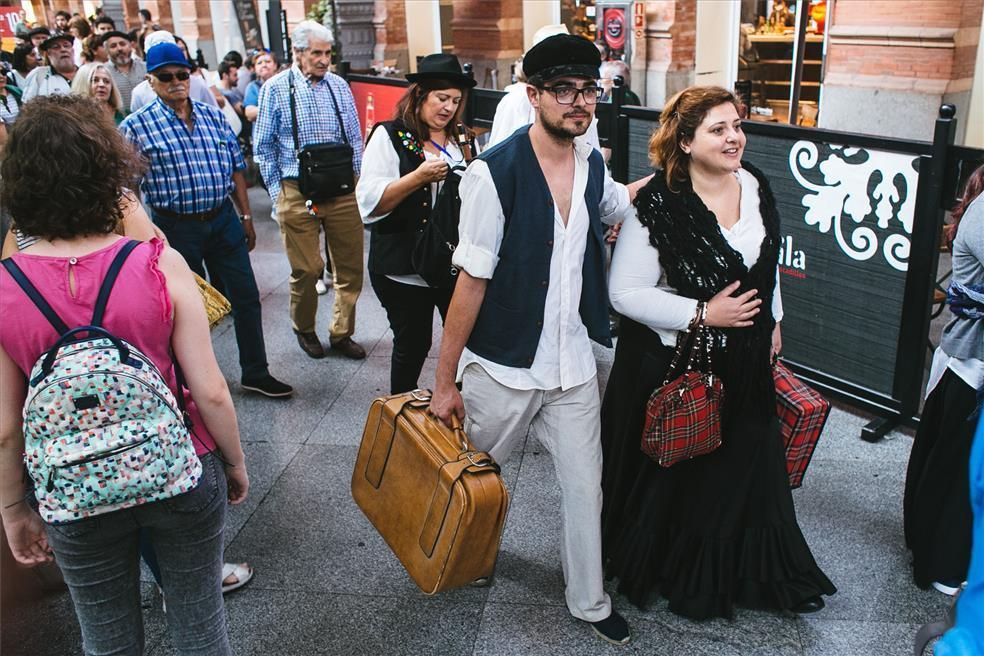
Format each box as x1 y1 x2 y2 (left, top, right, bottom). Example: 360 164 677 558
1 188 953 655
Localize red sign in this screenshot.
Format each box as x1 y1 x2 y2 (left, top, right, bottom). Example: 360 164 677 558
0 8 21 38
350 80 409 142
603 8 626 52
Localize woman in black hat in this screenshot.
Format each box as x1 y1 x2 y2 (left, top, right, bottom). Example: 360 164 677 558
356 53 476 394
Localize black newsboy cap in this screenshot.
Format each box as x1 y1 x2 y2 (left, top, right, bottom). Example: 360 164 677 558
523 34 600 83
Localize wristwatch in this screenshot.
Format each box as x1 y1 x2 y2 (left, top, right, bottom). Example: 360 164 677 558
240 214 252 222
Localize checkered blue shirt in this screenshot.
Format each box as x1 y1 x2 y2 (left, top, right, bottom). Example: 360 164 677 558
253 67 363 205
119 97 246 214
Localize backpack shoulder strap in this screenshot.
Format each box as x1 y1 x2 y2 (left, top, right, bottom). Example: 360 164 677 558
91 240 141 327
1 258 71 335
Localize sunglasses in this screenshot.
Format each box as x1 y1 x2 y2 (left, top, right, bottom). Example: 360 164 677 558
153 70 191 83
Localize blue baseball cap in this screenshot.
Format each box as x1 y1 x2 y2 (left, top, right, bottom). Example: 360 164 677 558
146 42 190 72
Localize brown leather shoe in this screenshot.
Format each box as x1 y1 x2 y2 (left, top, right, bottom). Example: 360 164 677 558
295 331 326 359
330 337 366 360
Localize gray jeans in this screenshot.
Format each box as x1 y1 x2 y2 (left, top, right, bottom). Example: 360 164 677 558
43 453 231 656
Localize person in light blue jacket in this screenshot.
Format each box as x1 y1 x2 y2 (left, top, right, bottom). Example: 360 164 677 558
936 410 984 655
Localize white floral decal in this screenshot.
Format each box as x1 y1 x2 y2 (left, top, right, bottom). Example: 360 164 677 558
789 141 919 271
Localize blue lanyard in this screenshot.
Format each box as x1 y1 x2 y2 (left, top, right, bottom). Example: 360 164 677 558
429 139 461 164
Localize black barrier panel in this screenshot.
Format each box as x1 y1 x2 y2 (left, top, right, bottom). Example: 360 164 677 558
467 88 506 131
626 117 655 181
742 135 921 397
945 145 984 208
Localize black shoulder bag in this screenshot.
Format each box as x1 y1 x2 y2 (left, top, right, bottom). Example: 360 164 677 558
288 70 355 201
411 164 467 289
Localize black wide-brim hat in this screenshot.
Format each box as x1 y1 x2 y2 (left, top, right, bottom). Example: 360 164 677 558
523 34 600 82
406 53 476 88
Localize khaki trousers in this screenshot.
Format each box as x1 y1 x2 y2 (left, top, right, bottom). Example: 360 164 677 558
461 363 612 622
277 180 364 339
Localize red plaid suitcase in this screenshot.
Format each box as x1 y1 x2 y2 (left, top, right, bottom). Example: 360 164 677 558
774 362 830 488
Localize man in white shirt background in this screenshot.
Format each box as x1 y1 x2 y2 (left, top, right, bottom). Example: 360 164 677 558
487 24 601 151
22 33 77 101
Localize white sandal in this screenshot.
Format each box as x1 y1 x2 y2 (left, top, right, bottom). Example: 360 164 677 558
222 562 254 594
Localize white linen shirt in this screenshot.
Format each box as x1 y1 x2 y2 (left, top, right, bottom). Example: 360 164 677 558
487 84 601 151
609 168 783 347
356 127 464 287
453 136 631 391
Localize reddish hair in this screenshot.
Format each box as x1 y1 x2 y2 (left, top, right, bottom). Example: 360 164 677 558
648 86 742 192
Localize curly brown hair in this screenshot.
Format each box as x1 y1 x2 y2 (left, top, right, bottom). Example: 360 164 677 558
393 79 470 147
1 95 144 240
648 86 742 192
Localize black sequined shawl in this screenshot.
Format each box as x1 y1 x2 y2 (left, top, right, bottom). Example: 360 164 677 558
634 161 781 425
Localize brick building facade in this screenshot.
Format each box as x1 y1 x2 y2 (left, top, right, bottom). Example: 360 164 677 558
820 0 983 142
22 0 982 144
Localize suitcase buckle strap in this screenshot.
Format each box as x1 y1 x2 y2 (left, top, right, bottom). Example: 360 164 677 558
410 388 431 402
464 451 500 473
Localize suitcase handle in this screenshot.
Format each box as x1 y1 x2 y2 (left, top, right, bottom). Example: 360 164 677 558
449 414 467 451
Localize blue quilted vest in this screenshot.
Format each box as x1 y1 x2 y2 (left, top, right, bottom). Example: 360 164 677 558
466 126 612 369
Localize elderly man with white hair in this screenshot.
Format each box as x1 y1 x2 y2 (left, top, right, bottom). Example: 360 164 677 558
253 20 366 360
129 31 219 112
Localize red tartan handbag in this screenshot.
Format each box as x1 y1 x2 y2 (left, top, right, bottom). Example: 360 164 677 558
642 326 724 467
774 361 830 488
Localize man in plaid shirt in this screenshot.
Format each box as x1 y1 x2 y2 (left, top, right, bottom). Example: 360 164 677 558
253 21 366 360
121 42 292 399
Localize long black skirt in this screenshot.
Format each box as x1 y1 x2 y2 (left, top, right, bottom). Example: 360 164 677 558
600 318 836 620
903 367 978 588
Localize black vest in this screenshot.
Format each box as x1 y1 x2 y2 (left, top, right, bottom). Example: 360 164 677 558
466 126 612 369
367 121 431 276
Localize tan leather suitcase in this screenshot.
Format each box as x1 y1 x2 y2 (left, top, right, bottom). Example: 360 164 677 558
352 389 509 594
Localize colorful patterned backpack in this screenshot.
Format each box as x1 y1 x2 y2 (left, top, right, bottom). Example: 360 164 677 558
1 241 202 525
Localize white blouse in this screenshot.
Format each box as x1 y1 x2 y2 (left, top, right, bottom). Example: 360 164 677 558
356 126 464 287
609 168 784 347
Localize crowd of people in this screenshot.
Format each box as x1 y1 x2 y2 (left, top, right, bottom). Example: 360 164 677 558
0 11 981 656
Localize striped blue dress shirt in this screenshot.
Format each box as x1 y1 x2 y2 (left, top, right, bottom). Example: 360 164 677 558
120 97 246 214
253 67 363 206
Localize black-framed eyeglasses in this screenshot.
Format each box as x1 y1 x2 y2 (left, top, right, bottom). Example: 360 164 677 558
153 70 191 83
539 84 603 105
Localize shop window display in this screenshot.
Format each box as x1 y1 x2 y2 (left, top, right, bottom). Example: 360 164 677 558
738 0 826 125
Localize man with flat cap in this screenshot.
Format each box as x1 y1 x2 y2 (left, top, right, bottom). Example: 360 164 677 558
26 27 51 49
22 32 77 101
430 34 650 646
103 30 145 112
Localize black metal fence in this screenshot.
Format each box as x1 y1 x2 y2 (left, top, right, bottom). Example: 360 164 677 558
344 68 983 440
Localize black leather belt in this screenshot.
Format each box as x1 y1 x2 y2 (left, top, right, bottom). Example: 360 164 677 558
152 200 227 222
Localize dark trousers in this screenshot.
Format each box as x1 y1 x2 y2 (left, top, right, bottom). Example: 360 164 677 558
151 199 269 382
370 273 452 394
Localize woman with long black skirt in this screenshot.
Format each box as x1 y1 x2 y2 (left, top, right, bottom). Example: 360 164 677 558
601 86 835 620
904 164 984 596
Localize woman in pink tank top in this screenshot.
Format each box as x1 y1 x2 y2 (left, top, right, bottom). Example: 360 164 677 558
0 96 247 655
